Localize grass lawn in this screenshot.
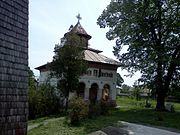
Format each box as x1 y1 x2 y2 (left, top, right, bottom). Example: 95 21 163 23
28 97 180 135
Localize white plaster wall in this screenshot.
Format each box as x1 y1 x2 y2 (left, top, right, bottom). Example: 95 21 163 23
79 67 117 100
39 71 57 86
38 67 117 100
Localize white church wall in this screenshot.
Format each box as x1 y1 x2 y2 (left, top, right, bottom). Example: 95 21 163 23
38 67 117 101
79 67 117 101
39 71 57 86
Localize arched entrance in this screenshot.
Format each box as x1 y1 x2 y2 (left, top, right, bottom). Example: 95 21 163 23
77 82 85 98
102 84 110 101
89 83 98 104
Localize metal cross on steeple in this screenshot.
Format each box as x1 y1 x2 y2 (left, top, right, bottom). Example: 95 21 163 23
76 13 82 23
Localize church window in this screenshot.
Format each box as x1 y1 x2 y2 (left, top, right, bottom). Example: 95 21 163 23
93 70 98 76
86 70 92 76
77 82 85 98
101 72 113 78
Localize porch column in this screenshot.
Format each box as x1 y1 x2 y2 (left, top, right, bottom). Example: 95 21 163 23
109 83 117 107
84 87 90 101
97 88 103 100
97 83 103 100
111 83 117 100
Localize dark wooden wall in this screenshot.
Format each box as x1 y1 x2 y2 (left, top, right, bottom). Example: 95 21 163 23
0 0 28 134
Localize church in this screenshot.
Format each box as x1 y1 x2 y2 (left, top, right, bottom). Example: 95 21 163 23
35 16 120 106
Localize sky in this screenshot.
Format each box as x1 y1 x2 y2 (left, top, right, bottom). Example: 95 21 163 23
29 0 141 86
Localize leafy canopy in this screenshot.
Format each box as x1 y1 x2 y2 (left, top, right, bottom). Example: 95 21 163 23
98 0 179 110
51 33 87 97
117 73 124 87
97 0 180 89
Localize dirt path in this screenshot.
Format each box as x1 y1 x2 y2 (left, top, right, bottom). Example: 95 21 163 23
28 117 64 131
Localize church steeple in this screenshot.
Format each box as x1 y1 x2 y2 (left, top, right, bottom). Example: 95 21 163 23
70 14 91 40
64 14 91 48
76 13 82 23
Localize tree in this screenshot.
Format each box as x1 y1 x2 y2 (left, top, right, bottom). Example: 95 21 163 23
97 0 180 111
117 73 124 87
50 32 87 112
28 68 37 119
28 68 64 119
28 67 36 91
121 84 131 93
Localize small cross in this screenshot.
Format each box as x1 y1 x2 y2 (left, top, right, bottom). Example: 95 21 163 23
76 13 82 22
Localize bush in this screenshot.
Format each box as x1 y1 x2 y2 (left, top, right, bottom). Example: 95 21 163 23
100 99 110 115
165 103 175 112
68 96 89 125
131 87 142 101
88 103 101 118
145 100 151 108
28 83 63 119
88 100 111 118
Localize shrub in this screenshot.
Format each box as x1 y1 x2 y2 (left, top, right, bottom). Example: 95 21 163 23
165 103 175 112
68 96 89 125
28 83 63 119
130 87 142 101
100 99 110 115
88 103 101 118
145 100 151 108
88 100 111 118
28 69 64 119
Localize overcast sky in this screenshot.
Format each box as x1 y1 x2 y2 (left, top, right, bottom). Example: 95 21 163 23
29 0 140 86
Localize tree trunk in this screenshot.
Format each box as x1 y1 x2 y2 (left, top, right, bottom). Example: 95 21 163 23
155 60 166 111
155 90 166 111
64 87 69 113
65 97 69 113
155 47 180 111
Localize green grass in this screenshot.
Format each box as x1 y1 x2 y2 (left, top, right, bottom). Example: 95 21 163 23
28 97 180 135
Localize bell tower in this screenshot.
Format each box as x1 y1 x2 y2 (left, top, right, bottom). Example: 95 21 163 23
64 14 91 48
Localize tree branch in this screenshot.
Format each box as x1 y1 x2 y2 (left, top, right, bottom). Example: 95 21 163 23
164 45 180 90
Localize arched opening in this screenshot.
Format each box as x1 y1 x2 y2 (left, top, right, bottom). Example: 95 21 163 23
77 82 85 98
102 84 110 101
89 83 98 104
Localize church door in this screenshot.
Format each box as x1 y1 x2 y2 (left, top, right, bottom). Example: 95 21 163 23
77 82 85 98
89 83 98 104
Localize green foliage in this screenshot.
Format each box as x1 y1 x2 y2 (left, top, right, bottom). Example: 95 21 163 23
28 67 36 92
116 73 124 87
88 100 111 118
28 97 180 135
131 86 142 101
169 85 180 100
28 69 63 119
100 100 110 115
50 32 88 111
28 68 38 119
68 96 89 125
29 83 63 119
97 0 180 110
51 33 87 94
88 103 101 118
121 84 131 93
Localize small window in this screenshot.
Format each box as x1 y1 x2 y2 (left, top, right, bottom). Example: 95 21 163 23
93 70 98 76
85 70 92 76
110 73 113 78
